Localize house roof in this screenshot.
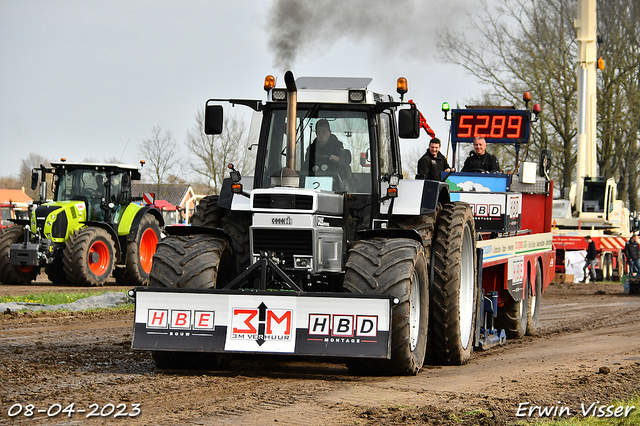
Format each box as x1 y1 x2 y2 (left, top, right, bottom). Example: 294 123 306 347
0 189 33 205
132 183 193 207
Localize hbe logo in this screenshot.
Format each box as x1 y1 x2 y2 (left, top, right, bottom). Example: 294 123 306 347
146 309 215 330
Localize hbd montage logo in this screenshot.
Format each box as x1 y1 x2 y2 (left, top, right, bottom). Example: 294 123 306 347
231 302 292 346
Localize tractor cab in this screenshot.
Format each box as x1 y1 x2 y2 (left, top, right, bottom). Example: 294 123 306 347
51 163 136 223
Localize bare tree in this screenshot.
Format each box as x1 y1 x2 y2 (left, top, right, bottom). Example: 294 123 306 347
138 126 181 199
597 0 640 210
439 0 578 196
439 0 640 208
19 152 52 199
186 110 256 194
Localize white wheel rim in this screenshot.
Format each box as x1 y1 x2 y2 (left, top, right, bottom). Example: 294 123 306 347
409 269 420 352
459 223 475 349
530 290 537 318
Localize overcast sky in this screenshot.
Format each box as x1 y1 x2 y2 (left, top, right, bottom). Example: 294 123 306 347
0 0 489 179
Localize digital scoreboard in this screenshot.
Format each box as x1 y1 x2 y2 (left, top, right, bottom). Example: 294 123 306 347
450 109 531 144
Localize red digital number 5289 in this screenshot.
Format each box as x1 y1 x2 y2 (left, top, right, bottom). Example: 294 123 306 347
458 114 523 139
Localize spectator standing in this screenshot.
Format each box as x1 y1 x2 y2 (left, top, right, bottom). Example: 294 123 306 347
624 234 640 277
581 236 598 283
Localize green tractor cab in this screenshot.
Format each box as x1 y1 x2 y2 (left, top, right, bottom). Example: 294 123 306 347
0 161 164 286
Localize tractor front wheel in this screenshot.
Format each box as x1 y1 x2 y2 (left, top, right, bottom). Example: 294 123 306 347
149 233 235 369
343 238 429 376
0 226 40 285
63 228 115 286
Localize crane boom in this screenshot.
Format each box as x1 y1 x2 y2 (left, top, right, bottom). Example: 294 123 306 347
575 0 598 208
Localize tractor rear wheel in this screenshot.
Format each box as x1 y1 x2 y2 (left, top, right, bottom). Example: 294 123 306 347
526 260 543 335
149 234 234 290
343 238 429 376
149 233 235 369
0 226 40 285
114 215 161 286
191 195 224 228
221 213 251 274
63 227 115 286
430 202 477 366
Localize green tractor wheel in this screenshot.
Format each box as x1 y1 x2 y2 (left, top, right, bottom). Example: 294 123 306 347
114 215 161 286
63 227 115 286
0 226 41 285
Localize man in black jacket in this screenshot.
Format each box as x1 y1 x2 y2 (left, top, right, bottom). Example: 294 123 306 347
416 138 451 181
303 119 352 183
581 235 598 283
461 137 500 173
624 234 640 277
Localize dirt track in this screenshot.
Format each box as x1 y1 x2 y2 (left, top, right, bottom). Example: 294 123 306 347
1 281 639 425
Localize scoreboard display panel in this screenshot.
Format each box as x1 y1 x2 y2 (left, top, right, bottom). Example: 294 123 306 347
450 109 531 144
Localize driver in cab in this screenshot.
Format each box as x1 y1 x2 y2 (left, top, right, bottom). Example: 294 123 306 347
461 137 500 173
304 119 351 176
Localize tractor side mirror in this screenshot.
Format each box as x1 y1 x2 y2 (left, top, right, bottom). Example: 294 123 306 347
31 169 39 190
398 108 420 139
205 104 224 135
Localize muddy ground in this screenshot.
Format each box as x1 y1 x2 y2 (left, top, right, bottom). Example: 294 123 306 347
0 279 639 425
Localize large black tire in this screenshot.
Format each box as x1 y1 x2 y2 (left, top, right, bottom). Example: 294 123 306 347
343 238 429 376
221 213 252 273
430 202 478 366
526 260 543 336
45 260 69 284
389 213 437 254
114 215 161 286
149 234 234 289
191 195 225 228
497 288 528 339
0 226 40 285
151 351 232 371
62 227 115 287
149 233 234 369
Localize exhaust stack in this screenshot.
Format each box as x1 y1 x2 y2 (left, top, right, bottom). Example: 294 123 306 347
270 70 300 188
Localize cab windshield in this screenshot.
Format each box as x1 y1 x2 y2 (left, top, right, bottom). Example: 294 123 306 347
55 168 130 222
56 169 106 202
261 107 372 193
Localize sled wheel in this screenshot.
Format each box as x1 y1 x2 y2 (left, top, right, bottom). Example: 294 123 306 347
430 202 478 365
0 226 40 285
526 260 543 335
63 227 115 286
151 351 232 370
344 238 429 376
115 215 161 286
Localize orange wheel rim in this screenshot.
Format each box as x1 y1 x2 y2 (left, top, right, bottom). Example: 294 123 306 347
88 240 110 275
139 228 158 274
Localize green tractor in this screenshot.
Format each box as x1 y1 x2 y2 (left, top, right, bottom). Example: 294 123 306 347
0 161 163 286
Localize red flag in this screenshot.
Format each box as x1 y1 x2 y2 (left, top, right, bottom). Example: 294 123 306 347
408 99 436 139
